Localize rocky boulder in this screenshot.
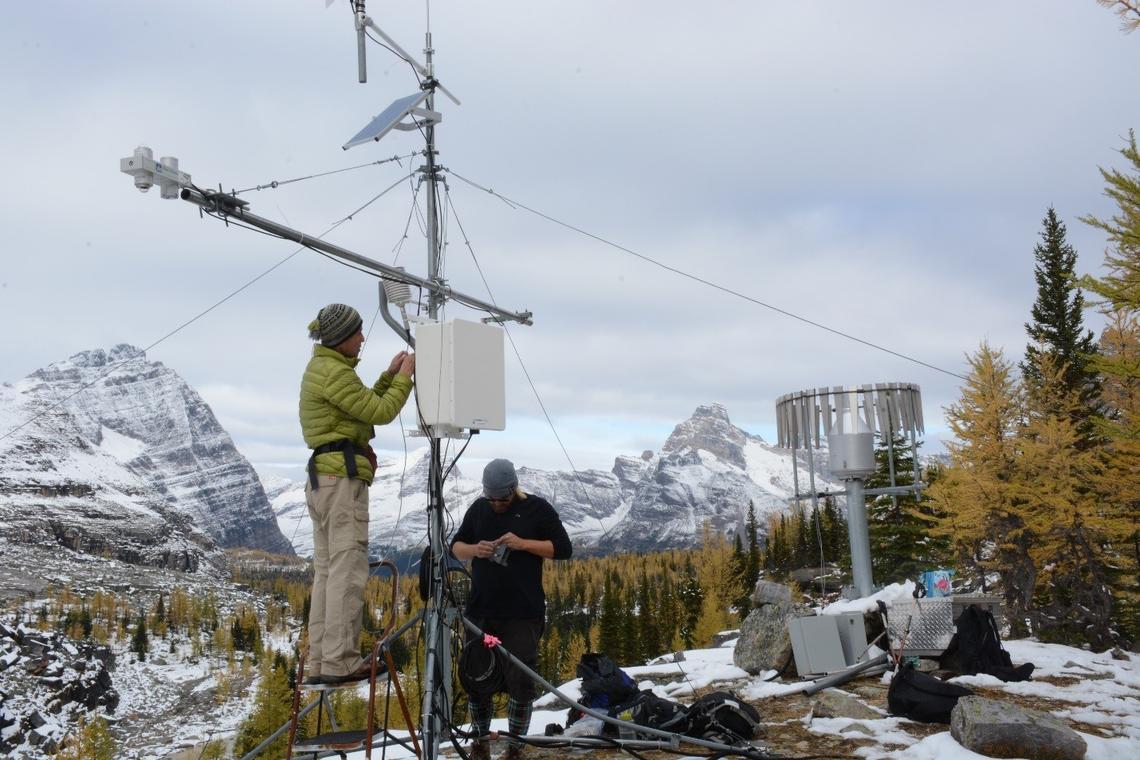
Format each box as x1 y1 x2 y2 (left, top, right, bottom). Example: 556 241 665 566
751 580 792 606
809 689 882 721
950 696 1086 760
734 582 805 674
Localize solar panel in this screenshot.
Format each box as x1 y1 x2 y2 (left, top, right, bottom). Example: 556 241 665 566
342 91 430 150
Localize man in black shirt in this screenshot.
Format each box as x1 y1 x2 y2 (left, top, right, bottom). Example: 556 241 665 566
451 459 573 760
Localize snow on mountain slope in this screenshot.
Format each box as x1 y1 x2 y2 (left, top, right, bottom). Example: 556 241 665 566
0 382 218 573
12 345 292 555
269 448 482 557
271 404 841 557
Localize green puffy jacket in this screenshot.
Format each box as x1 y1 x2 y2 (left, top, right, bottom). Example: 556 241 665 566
299 344 414 483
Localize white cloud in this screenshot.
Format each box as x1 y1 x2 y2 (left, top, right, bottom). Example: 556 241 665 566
1 0 1137 473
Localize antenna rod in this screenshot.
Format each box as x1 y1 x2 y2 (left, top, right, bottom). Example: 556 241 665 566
361 16 461 105
355 2 367 83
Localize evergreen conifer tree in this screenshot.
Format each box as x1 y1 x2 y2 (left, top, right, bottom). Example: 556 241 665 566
731 532 751 617
596 573 623 658
766 514 788 574
79 606 93 639
821 496 849 568
744 501 761 584
621 586 640 663
131 613 149 661
1021 207 1101 445
796 509 811 570
677 561 703 650
866 430 948 584
637 574 661 662
656 576 680 650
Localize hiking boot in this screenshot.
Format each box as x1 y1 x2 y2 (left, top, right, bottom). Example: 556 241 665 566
320 657 385 685
504 743 525 760
469 740 491 760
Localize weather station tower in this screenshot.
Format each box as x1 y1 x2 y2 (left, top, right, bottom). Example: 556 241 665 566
121 3 532 758
775 383 926 598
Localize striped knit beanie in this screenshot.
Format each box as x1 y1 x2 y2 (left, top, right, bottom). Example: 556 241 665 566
308 304 363 347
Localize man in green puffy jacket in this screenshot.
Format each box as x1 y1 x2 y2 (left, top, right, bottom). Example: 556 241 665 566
300 303 415 685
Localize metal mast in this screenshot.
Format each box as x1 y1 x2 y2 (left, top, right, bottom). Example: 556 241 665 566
418 27 452 760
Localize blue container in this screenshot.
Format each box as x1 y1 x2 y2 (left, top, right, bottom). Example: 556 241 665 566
920 569 954 598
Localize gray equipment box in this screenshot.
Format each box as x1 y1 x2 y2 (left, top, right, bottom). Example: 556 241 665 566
834 612 869 666
789 613 869 677
415 319 506 432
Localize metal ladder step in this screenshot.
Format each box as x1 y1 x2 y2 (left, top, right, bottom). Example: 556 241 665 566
292 729 375 753
301 669 390 691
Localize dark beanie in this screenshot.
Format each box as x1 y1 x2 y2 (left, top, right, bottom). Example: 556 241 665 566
482 459 518 499
308 304 363 347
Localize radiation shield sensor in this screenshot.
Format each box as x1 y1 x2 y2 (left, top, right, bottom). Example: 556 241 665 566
414 319 505 434
119 146 191 199
342 91 441 150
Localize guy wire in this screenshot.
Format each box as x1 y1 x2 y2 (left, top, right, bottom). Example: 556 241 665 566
444 187 614 543
231 152 415 195
445 168 968 382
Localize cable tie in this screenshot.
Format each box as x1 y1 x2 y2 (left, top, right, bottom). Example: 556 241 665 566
483 634 501 648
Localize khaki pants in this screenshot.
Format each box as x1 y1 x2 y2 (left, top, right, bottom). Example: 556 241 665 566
306 474 369 678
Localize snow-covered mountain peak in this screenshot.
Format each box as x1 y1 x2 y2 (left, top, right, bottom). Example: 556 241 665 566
4 346 293 555
61 343 148 369
269 403 840 557
662 403 763 470
692 402 731 421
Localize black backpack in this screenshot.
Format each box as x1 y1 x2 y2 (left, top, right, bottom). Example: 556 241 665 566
887 663 974 724
629 691 689 734
577 653 638 709
567 653 639 726
940 605 1034 682
682 691 761 744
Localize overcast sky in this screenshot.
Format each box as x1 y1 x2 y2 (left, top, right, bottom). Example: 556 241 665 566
2 1 1138 481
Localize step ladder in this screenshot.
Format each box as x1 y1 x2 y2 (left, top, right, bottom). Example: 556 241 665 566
285 560 421 760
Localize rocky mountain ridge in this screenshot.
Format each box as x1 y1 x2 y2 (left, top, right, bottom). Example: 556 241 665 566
270 403 839 557
0 379 220 578
2 345 838 565
2 345 292 560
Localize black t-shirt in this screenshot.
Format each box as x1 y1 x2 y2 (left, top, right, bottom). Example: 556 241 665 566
451 494 573 619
